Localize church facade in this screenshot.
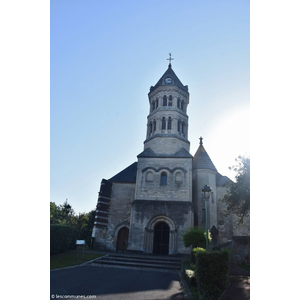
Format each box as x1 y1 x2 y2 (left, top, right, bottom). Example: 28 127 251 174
91 61 249 255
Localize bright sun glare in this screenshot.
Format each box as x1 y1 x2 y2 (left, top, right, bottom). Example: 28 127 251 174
208 106 250 181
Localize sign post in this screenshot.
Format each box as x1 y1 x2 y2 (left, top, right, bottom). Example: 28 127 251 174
76 240 85 260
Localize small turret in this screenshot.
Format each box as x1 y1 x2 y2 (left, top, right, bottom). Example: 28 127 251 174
193 137 217 171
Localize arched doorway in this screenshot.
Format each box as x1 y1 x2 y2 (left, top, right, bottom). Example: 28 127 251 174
153 222 170 255
116 227 129 252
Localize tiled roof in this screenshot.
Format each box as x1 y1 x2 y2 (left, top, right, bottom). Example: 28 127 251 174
192 143 217 172
149 65 189 94
108 162 137 183
216 172 233 187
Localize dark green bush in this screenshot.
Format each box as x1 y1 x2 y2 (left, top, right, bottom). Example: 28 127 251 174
195 248 230 300
50 224 79 255
182 226 211 249
191 247 206 264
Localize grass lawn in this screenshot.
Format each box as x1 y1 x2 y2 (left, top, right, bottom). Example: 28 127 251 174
50 250 104 270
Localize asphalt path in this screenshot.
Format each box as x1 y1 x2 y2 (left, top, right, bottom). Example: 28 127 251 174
50 265 186 300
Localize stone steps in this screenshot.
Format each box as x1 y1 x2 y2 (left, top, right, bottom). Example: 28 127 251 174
90 253 182 271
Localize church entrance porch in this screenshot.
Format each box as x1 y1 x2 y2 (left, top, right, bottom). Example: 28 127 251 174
116 227 129 252
144 216 177 255
153 222 169 255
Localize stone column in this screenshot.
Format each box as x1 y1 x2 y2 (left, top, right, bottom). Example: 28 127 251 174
174 228 178 253
144 228 154 253
169 230 174 254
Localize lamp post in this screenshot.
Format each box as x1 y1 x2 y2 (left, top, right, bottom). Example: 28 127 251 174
65 200 71 225
202 185 212 250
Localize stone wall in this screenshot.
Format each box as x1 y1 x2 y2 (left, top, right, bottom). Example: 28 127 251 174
105 182 136 251
135 157 192 202
232 214 250 236
232 236 250 264
192 169 218 229
216 186 233 243
144 135 190 154
128 200 193 254
213 236 250 265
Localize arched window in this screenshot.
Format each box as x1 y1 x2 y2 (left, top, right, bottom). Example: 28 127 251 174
149 121 153 134
181 100 185 111
163 95 167 106
182 121 185 134
153 120 156 132
162 117 166 130
155 98 159 108
168 95 172 106
151 101 155 111
178 119 182 132
167 117 172 130
177 98 180 108
160 172 167 185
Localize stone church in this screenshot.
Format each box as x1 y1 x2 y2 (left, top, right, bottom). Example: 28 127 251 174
92 59 249 255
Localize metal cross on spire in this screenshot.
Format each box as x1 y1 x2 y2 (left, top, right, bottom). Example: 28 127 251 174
199 136 203 146
167 53 174 67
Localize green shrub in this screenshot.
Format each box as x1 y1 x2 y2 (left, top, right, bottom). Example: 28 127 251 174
50 224 79 255
195 248 230 300
193 247 206 254
191 247 206 264
182 226 211 249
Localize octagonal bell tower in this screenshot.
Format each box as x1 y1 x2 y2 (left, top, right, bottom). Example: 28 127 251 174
128 56 193 255
144 60 190 154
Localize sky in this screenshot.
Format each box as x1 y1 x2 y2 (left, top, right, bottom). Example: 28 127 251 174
50 0 250 214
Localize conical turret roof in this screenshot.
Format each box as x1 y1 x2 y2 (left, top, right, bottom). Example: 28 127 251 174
149 64 189 94
193 137 217 171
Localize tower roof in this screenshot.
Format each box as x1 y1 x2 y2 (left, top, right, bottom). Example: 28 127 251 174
192 137 217 171
149 64 189 94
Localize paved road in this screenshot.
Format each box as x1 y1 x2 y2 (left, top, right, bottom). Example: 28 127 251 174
220 263 250 300
50 265 185 300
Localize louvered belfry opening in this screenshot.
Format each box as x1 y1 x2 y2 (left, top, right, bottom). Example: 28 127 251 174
153 222 170 255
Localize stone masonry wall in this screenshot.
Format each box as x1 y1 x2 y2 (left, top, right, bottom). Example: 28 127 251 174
192 169 217 229
105 182 136 251
135 157 192 202
216 185 234 243
144 136 190 154
128 200 193 254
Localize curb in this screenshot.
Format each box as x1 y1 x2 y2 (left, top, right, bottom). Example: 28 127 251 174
179 271 194 300
50 254 109 272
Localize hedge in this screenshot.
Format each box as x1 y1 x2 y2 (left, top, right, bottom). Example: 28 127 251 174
191 246 206 264
50 224 79 255
182 226 211 249
195 248 230 300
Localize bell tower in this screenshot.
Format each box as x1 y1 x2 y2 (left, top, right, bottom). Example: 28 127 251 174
144 54 190 155
128 56 193 255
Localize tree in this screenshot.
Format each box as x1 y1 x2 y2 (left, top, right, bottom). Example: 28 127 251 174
222 156 250 224
74 210 96 245
50 202 65 224
60 199 75 225
50 201 76 225
50 200 96 246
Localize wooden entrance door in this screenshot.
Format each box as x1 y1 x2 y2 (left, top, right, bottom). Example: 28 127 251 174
153 222 169 255
116 227 129 252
